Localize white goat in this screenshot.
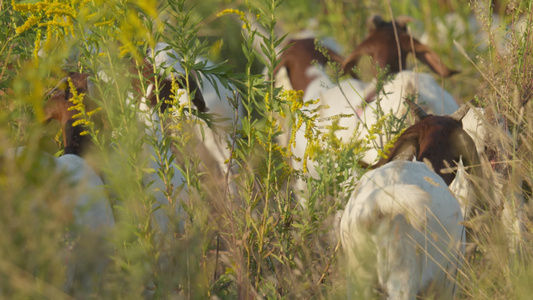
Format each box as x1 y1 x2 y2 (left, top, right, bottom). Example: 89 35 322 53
289 67 367 205
459 107 527 253
5 147 115 295
340 160 464 299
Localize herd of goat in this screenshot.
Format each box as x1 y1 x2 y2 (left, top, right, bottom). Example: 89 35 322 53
5 13 530 299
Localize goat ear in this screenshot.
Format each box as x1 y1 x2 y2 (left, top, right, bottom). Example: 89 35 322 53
395 15 415 29
45 77 69 98
373 131 419 169
43 77 70 123
450 102 470 121
399 36 459 77
451 129 482 177
405 98 428 122
187 76 208 113
389 136 418 161
366 15 383 33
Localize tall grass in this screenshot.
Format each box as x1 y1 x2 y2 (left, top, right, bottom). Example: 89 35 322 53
1 0 532 298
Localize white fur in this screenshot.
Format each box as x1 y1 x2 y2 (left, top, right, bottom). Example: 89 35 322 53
340 161 464 299
458 108 527 254
137 92 188 234
419 12 505 52
287 67 367 204
150 43 241 176
5 147 115 294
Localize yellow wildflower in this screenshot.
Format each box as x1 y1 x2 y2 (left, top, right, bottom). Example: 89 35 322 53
217 8 250 30
15 15 41 34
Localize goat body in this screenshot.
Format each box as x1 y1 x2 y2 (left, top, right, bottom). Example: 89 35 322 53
340 160 464 299
5 147 115 295
459 107 528 253
147 43 240 177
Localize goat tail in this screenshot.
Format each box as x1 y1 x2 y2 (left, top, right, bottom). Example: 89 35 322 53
358 184 430 231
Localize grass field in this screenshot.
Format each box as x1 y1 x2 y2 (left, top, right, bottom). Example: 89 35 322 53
1 0 532 298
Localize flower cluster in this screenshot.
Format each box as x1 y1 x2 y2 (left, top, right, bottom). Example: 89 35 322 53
377 126 407 160
12 0 85 65
67 78 101 136
365 113 389 141
217 8 251 30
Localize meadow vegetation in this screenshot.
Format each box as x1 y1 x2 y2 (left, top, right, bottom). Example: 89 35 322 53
0 0 532 298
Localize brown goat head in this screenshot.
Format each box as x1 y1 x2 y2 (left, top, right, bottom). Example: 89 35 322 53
342 15 459 78
273 38 350 92
43 73 95 156
131 58 207 113
374 99 479 186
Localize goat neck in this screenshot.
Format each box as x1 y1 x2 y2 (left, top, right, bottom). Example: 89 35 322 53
273 38 348 92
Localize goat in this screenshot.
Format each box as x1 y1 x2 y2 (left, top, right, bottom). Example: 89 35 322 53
43 73 102 157
342 15 459 78
270 39 366 182
271 20 459 203
373 100 480 187
146 43 241 178
419 0 520 54
373 100 533 256
340 160 464 299
11 78 117 295
4 147 115 296
461 107 528 254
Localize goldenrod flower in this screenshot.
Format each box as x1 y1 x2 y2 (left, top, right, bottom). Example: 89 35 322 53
15 15 41 34
13 0 83 65
217 8 250 30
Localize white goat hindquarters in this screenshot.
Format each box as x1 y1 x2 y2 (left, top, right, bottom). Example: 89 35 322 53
55 154 115 230
4 148 115 294
340 161 464 300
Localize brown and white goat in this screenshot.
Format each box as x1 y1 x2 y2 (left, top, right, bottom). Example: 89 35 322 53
373 100 506 233
373 100 480 187
32 76 117 296
342 15 459 78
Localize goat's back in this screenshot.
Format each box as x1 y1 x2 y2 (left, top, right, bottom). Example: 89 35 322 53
340 161 464 299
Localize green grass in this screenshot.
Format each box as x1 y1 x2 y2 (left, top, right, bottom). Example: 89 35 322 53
1 0 532 298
